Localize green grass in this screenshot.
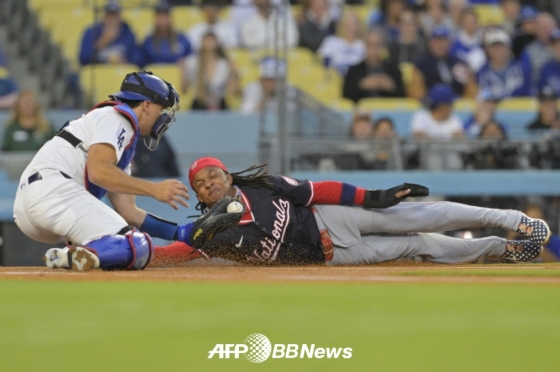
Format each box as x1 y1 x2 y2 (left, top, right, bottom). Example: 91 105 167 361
0 279 559 372
396 268 560 277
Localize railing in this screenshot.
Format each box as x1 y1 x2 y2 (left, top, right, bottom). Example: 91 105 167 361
289 138 556 172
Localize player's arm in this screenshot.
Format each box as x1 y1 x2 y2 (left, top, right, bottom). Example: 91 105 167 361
106 189 197 242
307 181 425 208
106 192 147 227
87 143 189 209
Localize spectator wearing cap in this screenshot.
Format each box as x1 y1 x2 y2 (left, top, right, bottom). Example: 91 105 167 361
387 9 426 65
139 2 192 67
181 32 240 110
297 0 337 53
463 88 504 137
367 0 406 42
449 8 486 73
409 25 476 100
241 57 291 114
187 0 238 51
537 29 560 96
411 84 464 139
527 87 560 131
79 1 139 66
0 45 18 110
511 5 537 59
499 0 521 36
477 28 531 98
342 30 405 103
519 12 557 86
318 11 365 76
240 0 299 51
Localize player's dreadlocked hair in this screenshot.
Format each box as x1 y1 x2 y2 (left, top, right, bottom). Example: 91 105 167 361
195 163 273 212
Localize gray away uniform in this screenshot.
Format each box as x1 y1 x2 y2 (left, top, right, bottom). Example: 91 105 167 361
313 201 521 265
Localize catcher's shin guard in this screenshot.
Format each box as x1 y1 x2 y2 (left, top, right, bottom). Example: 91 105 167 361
85 229 154 270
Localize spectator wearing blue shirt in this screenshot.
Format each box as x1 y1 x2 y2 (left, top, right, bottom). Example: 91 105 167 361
368 0 405 42
519 12 556 86
0 45 18 110
79 1 139 66
537 29 560 96
449 8 486 73
140 2 193 67
477 28 531 98
409 26 476 100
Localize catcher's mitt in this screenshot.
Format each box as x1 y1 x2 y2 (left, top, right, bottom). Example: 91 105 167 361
364 183 429 209
190 197 245 249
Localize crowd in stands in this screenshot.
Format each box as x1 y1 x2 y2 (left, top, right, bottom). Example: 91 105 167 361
70 1 560 114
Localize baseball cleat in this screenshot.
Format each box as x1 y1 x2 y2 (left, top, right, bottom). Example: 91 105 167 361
43 247 100 271
516 215 551 245
500 240 543 263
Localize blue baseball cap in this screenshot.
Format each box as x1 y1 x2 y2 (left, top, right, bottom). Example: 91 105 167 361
154 1 171 13
427 84 455 107
430 25 451 39
104 1 121 13
518 5 538 22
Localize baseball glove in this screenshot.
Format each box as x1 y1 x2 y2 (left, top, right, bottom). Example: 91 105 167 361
190 197 244 249
363 183 429 209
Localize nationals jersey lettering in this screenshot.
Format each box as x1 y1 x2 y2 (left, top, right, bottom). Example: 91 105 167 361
250 237 281 263
271 199 290 242
199 176 325 265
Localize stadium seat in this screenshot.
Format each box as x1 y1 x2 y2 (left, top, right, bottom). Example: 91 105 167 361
357 98 422 111
474 4 505 26
229 49 260 88
399 62 414 87
80 64 138 105
287 47 318 67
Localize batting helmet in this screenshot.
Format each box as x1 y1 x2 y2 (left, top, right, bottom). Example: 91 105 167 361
111 71 180 151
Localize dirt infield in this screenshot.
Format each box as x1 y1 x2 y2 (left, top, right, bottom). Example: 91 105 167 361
2 262 560 285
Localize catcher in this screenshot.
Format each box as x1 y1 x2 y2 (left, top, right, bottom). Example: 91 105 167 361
14 72 239 272
162 157 551 266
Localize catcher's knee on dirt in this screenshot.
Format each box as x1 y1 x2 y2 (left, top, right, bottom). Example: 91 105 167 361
84 228 154 270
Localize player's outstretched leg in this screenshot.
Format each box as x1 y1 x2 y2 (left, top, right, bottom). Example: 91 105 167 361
328 233 544 265
43 228 154 271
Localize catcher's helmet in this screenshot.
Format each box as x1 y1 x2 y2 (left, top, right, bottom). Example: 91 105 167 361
111 71 180 151
110 70 179 109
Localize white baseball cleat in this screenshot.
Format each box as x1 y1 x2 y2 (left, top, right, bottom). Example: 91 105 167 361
516 215 551 246
43 247 100 271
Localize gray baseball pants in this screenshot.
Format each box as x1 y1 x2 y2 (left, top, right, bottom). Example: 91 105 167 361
313 202 523 265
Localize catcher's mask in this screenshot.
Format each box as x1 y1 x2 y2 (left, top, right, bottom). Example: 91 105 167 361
110 70 180 151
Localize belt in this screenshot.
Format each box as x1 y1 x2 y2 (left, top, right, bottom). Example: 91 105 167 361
28 171 72 185
311 207 334 262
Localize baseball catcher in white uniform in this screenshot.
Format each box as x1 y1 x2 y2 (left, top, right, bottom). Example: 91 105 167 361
13 71 208 271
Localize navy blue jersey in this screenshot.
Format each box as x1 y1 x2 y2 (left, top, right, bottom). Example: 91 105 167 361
200 175 325 265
